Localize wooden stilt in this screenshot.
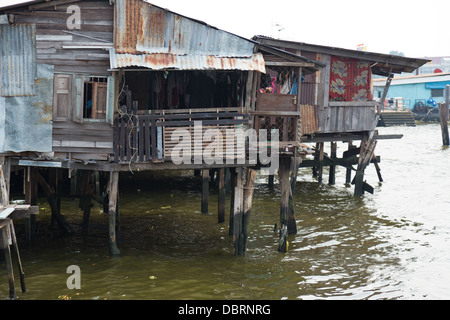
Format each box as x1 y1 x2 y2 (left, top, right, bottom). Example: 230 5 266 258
354 135 377 196
0 162 9 207
37 171 74 234
312 143 319 178
318 142 324 184
80 170 93 237
345 142 354 185
232 167 245 255
372 153 383 182
268 175 274 188
287 157 299 235
329 142 337 185
218 168 225 224
278 157 291 253
24 167 38 244
439 102 449 146
228 168 236 236
108 171 120 256
240 168 256 255
1 225 16 299
201 169 209 214
9 220 26 294
116 197 121 243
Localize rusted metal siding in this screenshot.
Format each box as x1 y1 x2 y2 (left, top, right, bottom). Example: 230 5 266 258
113 0 264 72
109 48 266 72
0 23 36 97
115 0 255 57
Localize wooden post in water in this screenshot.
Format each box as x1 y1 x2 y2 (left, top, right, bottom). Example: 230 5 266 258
240 168 256 255
1 222 16 299
329 142 337 185
108 171 120 256
38 171 74 234
287 157 299 235
317 142 324 184
278 156 291 253
9 220 26 294
218 168 225 224
439 102 449 146
228 168 236 236
80 170 93 237
354 135 377 196
201 169 209 214
24 167 38 244
232 167 244 255
345 141 354 185
268 175 274 188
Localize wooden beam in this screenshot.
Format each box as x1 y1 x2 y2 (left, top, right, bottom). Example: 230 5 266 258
264 61 316 68
328 101 379 107
28 0 80 10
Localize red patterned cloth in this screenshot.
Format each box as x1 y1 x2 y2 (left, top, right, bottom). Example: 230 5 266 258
329 56 372 101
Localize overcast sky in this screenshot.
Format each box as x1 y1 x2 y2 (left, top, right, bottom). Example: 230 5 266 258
2 0 449 58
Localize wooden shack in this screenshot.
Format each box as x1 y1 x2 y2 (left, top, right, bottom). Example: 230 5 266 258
0 0 327 256
253 36 429 197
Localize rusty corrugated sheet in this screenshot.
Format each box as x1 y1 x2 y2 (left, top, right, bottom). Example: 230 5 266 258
114 0 258 66
0 23 36 97
109 48 266 72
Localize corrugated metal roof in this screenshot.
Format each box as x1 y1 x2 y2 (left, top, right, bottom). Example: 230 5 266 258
109 48 266 73
114 0 257 59
0 23 36 97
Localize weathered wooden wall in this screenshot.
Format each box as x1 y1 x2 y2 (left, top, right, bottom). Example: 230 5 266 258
12 1 113 75
9 1 115 161
53 121 113 161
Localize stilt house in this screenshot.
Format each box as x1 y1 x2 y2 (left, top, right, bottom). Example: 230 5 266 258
0 0 326 255
253 36 429 195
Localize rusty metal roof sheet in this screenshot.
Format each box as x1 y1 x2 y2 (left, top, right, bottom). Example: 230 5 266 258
0 23 36 97
114 0 257 58
109 48 266 73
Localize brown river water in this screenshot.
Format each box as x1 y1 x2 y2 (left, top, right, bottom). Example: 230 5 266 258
0 123 449 300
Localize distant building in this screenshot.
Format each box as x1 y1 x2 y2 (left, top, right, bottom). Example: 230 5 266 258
373 73 450 112
417 56 450 75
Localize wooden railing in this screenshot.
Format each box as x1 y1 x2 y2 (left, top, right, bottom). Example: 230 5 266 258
250 111 300 147
113 108 249 163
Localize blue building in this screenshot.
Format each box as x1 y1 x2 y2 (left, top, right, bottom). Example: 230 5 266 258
373 72 450 112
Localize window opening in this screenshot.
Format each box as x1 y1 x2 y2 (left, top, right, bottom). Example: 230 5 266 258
83 77 108 119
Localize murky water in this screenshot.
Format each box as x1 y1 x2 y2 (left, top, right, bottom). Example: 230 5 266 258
1 123 449 300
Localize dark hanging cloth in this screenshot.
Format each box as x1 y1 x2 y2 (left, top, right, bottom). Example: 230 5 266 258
186 73 214 108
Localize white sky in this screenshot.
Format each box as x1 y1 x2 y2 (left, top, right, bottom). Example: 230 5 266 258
2 0 449 58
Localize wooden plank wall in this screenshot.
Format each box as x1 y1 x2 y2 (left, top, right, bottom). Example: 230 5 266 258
53 121 113 161
10 1 115 161
12 1 113 75
322 105 376 133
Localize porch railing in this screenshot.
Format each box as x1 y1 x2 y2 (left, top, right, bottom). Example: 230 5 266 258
113 108 249 163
